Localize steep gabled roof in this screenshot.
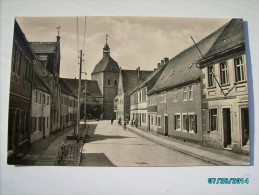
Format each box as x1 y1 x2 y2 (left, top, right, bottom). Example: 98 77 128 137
149 19 231 94
121 69 152 94
82 80 102 97
33 71 51 93
129 63 167 95
30 42 56 54
198 19 245 65
60 78 102 97
91 55 120 75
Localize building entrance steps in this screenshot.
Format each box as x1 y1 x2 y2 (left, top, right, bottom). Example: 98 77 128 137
127 126 250 166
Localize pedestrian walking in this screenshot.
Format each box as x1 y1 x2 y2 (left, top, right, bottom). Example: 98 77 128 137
111 117 114 125
118 117 121 126
123 120 127 130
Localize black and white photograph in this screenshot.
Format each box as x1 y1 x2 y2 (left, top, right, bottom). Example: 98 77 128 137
1 0 258 194
7 16 250 167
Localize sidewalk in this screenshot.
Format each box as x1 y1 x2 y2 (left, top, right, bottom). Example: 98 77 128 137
127 126 250 166
16 125 86 166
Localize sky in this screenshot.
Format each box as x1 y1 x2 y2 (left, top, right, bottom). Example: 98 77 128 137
16 17 230 80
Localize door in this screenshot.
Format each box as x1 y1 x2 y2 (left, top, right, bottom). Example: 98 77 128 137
223 108 231 147
241 108 249 146
148 115 150 131
164 116 168 136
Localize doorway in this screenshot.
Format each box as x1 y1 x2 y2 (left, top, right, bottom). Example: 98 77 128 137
222 108 231 148
241 108 249 146
164 115 168 136
148 115 150 131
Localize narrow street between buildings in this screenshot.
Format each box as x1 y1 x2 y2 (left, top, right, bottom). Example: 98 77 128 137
80 120 214 166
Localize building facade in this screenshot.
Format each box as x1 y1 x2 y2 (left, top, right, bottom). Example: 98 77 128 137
31 72 51 142
30 36 61 133
198 19 249 154
129 59 168 130
147 21 227 143
114 67 152 121
91 38 120 119
8 20 35 160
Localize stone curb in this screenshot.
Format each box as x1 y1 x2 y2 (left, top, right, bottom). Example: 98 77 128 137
127 126 247 166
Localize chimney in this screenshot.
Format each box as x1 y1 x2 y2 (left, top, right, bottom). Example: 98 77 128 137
157 63 161 68
137 66 140 79
164 57 169 63
161 60 164 65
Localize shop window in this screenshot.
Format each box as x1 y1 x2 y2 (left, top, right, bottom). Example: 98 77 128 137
209 108 218 131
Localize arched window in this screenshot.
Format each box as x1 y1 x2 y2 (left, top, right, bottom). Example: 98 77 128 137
108 79 111 85
114 80 117 86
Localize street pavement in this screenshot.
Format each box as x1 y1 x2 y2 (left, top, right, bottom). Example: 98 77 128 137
80 120 215 166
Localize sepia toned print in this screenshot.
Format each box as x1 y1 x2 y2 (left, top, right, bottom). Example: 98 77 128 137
7 17 250 166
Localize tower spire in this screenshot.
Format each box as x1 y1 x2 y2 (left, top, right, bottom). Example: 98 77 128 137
103 33 110 57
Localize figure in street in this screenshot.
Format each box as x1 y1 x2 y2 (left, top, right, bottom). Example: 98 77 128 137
123 120 127 130
118 117 122 126
111 117 114 125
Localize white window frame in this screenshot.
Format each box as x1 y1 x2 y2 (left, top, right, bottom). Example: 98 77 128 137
173 90 177 102
189 85 193 100
182 113 189 132
183 87 187 101
234 56 246 82
188 112 196 134
220 61 229 85
175 113 181 131
157 115 161 127
209 108 218 131
208 65 215 87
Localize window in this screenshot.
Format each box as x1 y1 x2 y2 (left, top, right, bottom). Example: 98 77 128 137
151 115 153 125
114 80 117 86
38 92 41 103
220 62 229 85
158 116 161 127
35 91 38 103
161 93 166 103
155 116 157 126
38 117 42 131
208 65 215 87
234 57 245 82
47 117 48 128
209 108 218 131
16 49 22 76
183 87 187 101
12 43 17 72
182 114 189 132
189 85 193 100
108 79 111 85
175 114 181 130
47 96 49 105
173 90 177 102
189 114 197 133
43 94 45 104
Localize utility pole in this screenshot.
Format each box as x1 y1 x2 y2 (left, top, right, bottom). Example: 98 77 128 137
84 79 87 127
77 50 82 142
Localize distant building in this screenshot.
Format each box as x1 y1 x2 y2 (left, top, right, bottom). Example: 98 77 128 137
129 59 167 129
8 20 35 160
91 37 119 119
114 67 152 121
30 35 61 133
197 19 249 154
